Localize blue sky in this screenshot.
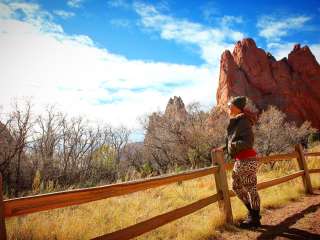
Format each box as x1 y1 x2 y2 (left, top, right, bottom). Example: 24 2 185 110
42 0 320 63
0 0 319 140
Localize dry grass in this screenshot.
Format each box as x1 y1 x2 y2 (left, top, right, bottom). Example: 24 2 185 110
5 145 320 240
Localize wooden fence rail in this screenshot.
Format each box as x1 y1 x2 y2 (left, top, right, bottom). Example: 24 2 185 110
92 194 222 240
3 166 217 218
0 144 319 240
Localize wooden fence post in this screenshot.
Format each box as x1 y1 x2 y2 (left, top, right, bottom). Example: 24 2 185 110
295 144 313 194
211 150 233 224
0 173 7 240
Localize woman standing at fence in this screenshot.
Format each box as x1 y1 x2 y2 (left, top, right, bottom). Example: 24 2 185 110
216 96 261 228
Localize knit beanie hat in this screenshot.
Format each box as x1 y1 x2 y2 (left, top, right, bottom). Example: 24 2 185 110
228 96 247 110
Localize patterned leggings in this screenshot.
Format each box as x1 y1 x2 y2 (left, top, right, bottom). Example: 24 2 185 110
232 158 260 210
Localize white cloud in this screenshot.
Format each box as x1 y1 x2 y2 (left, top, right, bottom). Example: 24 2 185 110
0 0 216 136
221 15 243 26
67 0 84 8
53 10 75 19
0 2 13 18
0 1 63 33
107 0 130 9
154 0 170 12
310 44 320 63
110 18 131 28
267 42 294 60
266 42 320 63
257 15 311 42
133 2 244 67
201 1 218 22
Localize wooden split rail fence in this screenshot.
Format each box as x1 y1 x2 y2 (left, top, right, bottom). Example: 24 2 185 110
0 144 320 240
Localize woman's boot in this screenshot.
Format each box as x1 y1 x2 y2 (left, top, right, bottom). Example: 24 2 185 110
251 209 261 227
239 208 261 228
239 203 253 227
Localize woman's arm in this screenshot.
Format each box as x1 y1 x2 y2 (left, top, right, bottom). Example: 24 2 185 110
211 137 228 153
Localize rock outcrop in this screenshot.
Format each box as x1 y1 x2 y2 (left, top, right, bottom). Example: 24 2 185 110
145 96 188 137
216 38 320 130
164 96 188 122
146 96 187 137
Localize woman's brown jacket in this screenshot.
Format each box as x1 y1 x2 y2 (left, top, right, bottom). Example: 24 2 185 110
224 113 255 158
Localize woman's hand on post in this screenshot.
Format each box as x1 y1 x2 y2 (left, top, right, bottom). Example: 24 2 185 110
211 146 224 152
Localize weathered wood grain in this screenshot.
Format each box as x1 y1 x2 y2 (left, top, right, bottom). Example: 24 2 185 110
258 152 298 164
224 152 298 171
309 169 320 174
92 194 221 240
4 166 217 217
304 152 320 157
212 150 233 224
296 144 313 194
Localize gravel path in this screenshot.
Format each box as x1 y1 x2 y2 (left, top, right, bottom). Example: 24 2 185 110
213 189 320 240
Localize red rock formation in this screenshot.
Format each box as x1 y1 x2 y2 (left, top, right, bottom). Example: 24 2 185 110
164 96 188 122
216 38 320 130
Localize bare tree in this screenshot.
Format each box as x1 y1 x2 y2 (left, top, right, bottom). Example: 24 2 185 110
0 99 136 196
54 116 96 184
254 106 316 169
105 125 131 167
5 101 34 196
31 106 63 185
0 120 14 174
143 112 187 173
142 102 228 174
186 103 228 167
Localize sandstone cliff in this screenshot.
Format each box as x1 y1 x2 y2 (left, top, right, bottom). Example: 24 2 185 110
216 38 320 130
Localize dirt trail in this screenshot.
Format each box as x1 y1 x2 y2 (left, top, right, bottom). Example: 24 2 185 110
213 190 320 240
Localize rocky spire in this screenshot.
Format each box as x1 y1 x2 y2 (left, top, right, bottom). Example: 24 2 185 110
164 96 188 122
